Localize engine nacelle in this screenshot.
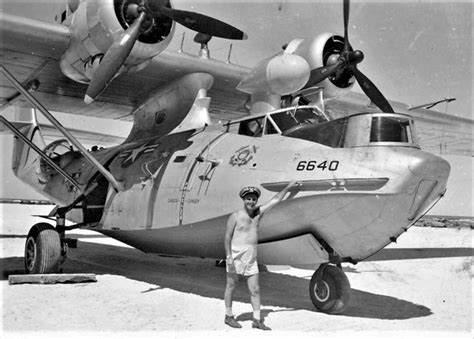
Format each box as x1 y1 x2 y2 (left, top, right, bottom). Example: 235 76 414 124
60 0 175 84
237 33 356 113
237 53 310 96
290 33 355 99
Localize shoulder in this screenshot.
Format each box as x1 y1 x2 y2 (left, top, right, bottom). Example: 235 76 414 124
228 210 243 222
232 210 243 217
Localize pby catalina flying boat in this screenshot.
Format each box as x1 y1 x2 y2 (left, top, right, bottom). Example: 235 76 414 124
0 0 454 314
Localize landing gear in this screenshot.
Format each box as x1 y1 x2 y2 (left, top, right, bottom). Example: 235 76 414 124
309 264 351 314
24 223 62 274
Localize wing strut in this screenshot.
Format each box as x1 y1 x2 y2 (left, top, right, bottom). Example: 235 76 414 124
0 66 124 192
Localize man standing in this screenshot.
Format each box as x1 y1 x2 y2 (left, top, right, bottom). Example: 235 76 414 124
224 180 297 330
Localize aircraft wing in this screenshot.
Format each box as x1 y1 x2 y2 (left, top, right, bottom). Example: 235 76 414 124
0 14 251 122
1 14 471 156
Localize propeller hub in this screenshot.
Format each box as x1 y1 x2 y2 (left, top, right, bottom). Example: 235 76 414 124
125 3 141 20
327 54 340 66
348 50 364 64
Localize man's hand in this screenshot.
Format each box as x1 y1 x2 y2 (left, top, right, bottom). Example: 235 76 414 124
226 257 236 273
260 179 301 215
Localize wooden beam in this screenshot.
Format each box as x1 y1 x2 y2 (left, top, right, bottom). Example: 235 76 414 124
8 273 97 285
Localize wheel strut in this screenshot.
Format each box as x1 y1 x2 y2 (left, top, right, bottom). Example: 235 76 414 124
55 213 68 259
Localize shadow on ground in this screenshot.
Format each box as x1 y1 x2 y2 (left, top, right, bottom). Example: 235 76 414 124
1 239 436 320
366 247 473 261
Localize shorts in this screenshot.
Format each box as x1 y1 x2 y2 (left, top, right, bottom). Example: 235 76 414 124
226 244 259 276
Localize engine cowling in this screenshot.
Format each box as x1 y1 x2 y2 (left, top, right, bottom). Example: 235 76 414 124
237 33 356 113
60 0 175 84
290 33 355 99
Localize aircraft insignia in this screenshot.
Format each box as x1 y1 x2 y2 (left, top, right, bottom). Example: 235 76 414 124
229 145 258 166
118 143 160 168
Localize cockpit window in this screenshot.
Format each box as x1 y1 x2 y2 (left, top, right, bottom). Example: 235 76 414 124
270 108 324 133
282 113 417 148
231 106 326 137
284 117 349 147
370 116 411 143
265 118 279 134
238 117 264 137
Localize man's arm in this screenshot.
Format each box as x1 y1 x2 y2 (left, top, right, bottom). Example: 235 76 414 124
259 180 298 215
224 213 237 259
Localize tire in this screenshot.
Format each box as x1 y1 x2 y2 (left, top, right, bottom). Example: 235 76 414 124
24 223 61 274
309 264 351 314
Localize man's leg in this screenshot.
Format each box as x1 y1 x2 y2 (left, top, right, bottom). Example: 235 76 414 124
246 273 261 317
247 274 271 330
224 273 242 328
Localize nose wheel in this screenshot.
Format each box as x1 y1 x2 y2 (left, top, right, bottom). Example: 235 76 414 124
309 264 351 314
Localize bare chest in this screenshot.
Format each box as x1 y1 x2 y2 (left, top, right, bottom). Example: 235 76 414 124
234 213 260 232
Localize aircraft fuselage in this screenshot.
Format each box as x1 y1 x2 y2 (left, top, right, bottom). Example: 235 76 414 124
41 114 449 266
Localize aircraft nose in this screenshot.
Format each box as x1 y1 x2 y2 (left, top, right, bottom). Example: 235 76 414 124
407 152 450 220
408 152 450 179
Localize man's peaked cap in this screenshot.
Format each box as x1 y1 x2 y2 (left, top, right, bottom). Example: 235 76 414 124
239 186 261 199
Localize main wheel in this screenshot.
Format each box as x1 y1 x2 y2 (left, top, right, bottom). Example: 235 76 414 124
309 264 351 314
24 223 61 274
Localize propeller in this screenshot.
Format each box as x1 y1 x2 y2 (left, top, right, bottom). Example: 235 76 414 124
157 6 247 40
85 9 146 104
304 0 394 113
84 0 247 104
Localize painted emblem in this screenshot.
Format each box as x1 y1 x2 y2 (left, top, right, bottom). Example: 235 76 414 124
118 142 160 168
229 145 258 166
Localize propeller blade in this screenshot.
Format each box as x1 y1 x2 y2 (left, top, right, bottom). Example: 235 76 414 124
305 61 342 88
352 67 395 113
160 7 247 40
343 0 350 52
84 12 146 104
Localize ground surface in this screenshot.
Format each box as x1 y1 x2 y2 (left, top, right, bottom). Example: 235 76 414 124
1 204 472 339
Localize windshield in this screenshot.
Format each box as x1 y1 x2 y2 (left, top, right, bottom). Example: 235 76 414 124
270 108 325 133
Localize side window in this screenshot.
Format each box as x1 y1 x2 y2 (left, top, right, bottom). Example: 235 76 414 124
238 118 264 137
370 116 410 142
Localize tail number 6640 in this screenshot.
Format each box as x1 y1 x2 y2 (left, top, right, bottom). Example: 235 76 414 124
296 160 339 171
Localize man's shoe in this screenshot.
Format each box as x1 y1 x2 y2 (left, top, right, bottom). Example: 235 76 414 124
252 318 271 330
224 315 242 328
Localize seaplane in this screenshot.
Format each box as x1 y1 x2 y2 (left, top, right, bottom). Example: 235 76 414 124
0 0 451 314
